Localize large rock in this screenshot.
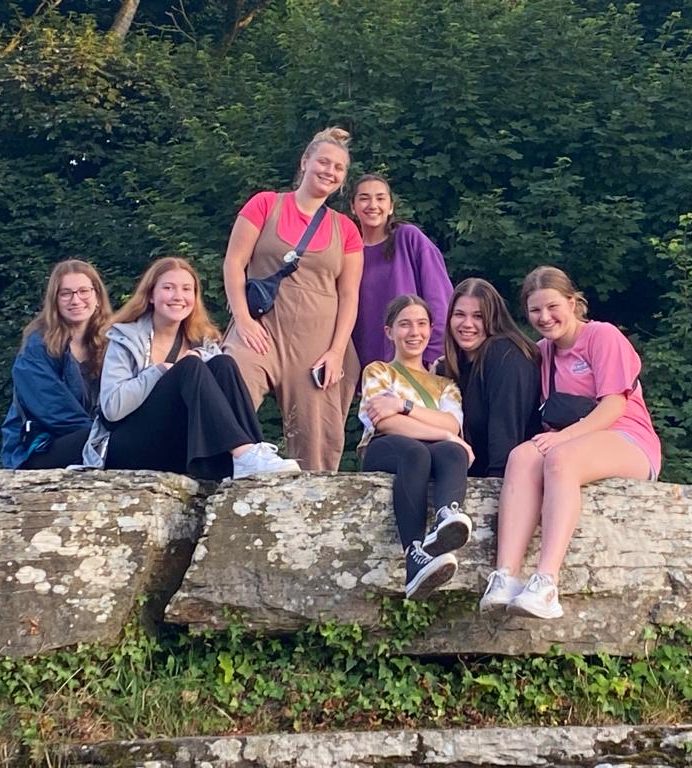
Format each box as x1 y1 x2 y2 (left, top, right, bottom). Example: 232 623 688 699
1 469 690 658
166 473 692 655
0 469 206 657
58 725 692 767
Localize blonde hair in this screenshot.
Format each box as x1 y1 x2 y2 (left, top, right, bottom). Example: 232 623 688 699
111 257 221 344
521 266 589 321
296 126 351 187
22 259 112 376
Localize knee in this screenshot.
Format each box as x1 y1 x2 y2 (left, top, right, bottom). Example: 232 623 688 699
543 444 574 479
207 353 239 376
436 440 469 469
505 441 543 476
175 354 206 373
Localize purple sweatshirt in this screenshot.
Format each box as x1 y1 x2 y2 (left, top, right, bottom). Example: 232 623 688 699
352 222 453 369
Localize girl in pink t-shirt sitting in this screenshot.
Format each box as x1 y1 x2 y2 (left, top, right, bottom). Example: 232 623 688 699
480 266 661 619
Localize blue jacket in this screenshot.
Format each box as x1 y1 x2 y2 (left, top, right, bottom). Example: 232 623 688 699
1 331 94 468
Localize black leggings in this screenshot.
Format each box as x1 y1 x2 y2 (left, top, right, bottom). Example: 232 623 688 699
362 435 469 551
22 428 91 469
106 355 263 481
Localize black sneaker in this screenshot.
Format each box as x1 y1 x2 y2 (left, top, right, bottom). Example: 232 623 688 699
405 541 458 600
422 502 472 557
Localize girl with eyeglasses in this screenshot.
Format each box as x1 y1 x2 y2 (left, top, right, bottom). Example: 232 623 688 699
2 260 112 469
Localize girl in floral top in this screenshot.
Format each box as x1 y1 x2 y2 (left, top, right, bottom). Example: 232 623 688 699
359 294 475 600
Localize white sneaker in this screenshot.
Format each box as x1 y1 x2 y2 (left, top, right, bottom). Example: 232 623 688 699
479 568 525 612
507 572 564 619
233 443 301 479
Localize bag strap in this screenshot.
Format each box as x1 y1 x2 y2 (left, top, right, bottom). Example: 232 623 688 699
275 203 328 278
390 361 438 410
165 327 184 364
549 343 557 395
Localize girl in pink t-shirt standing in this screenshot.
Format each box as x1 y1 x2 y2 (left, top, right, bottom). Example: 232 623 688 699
480 266 660 619
222 127 364 471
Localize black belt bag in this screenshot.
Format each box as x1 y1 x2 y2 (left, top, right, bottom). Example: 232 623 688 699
540 345 597 430
245 203 327 320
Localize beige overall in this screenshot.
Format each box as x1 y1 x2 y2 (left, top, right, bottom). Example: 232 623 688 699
223 195 359 470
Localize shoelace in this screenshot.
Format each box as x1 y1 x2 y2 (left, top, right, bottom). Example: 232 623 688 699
524 573 553 593
437 501 461 521
408 542 431 565
257 443 279 457
484 569 507 595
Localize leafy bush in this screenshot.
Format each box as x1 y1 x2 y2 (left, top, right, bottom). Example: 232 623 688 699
0 1 690 482
0 615 689 760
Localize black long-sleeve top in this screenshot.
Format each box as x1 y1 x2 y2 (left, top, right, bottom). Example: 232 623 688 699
440 337 541 478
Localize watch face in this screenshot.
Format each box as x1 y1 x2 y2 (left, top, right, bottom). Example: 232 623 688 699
403 399 414 415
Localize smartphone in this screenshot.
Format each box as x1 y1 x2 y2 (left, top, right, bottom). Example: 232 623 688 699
311 364 326 388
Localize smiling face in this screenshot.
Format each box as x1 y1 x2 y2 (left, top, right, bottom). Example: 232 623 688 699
351 179 393 238
150 268 196 327
449 295 487 360
526 288 579 346
300 142 348 198
386 303 431 365
56 272 98 329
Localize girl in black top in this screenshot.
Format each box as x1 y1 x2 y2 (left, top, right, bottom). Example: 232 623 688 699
439 278 541 477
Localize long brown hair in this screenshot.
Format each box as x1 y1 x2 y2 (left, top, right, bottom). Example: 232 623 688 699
22 259 112 376
110 257 220 344
443 278 539 381
351 173 402 260
520 266 589 321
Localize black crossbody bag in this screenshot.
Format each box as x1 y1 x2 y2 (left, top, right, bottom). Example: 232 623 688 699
539 345 598 430
245 204 327 319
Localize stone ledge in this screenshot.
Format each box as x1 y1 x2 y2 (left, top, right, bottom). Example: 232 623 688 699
1 469 690 658
0 469 207 657
166 473 692 656
55 725 692 767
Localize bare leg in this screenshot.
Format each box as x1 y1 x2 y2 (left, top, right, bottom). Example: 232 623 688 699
495 441 545 575
538 431 650 580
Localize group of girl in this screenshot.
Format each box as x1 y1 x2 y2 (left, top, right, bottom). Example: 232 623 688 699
2 126 661 620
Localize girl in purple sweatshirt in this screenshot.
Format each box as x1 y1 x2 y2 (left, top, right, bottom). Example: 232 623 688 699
350 174 453 369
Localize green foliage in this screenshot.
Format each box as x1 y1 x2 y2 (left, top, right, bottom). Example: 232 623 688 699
0 1 691 481
639 214 692 482
0 617 690 758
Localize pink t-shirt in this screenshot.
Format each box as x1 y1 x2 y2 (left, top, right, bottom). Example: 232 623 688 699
539 321 661 475
239 191 363 254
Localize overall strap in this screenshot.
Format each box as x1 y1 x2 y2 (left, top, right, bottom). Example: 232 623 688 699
390 361 438 410
279 203 328 277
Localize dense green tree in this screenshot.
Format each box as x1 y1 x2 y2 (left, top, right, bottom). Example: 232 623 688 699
0 0 690 478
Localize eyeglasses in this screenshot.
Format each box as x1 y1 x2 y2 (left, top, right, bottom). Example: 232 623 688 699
58 287 95 302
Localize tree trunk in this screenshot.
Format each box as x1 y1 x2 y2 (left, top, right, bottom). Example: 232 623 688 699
109 0 141 41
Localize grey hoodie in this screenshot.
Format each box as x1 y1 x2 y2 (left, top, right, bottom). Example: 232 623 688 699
82 313 221 468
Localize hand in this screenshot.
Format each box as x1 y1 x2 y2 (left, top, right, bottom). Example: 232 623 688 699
531 429 571 455
235 316 270 356
428 355 444 373
365 394 403 426
312 348 345 389
447 433 475 467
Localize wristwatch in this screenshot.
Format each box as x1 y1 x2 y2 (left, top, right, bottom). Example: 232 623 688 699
401 399 414 416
